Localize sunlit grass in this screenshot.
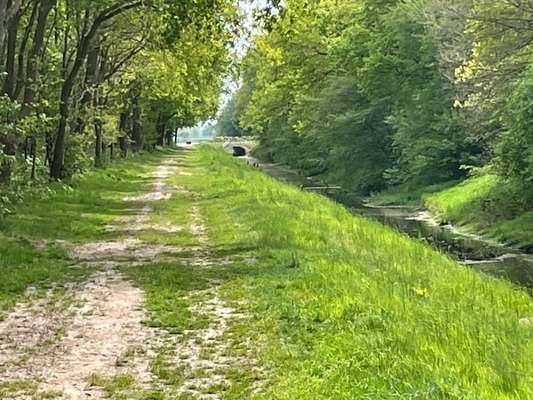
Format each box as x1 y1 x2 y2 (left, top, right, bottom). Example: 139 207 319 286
424 175 497 224
2 145 532 398
181 145 533 399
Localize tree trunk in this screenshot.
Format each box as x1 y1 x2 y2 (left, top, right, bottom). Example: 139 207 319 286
2 5 21 99
118 136 127 157
0 139 16 186
23 136 29 160
50 91 70 179
156 113 166 146
13 1 38 100
94 119 103 167
44 132 52 166
0 0 10 69
30 136 37 180
74 38 100 134
0 0 21 68
131 95 142 151
165 129 174 146
21 0 56 116
118 111 128 157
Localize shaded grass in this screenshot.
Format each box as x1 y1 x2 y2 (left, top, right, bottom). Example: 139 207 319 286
424 175 498 223
0 236 80 317
175 146 533 399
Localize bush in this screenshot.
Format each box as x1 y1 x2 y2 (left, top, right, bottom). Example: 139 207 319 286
496 65 533 202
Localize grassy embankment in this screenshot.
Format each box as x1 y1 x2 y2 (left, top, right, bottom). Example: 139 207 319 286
2 146 533 398
370 175 533 249
153 146 533 399
0 151 165 317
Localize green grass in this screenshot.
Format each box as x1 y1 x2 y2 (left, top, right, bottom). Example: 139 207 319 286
424 175 498 224
170 146 533 399
424 175 533 247
489 212 533 248
3 146 533 398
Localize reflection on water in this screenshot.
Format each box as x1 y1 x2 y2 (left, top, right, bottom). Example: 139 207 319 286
249 158 533 290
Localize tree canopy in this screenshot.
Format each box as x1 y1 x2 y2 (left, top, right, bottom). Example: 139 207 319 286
0 0 236 182
224 0 533 201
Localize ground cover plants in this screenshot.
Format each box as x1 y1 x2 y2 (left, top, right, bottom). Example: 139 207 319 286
1 146 532 399
180 146 533 399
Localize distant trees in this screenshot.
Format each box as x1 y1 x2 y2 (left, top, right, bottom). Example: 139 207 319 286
230 0 533 200
215 97 247 137
0 0 235 184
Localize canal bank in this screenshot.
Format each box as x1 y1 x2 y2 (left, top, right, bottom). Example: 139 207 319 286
239 156 533 291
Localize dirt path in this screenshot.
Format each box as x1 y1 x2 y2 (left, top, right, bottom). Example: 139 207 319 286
0 155 255 399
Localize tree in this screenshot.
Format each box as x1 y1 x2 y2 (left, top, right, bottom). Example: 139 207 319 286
215 97 244 137
0 0 235 183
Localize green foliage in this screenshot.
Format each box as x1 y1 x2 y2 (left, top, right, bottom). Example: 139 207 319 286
496 66 533 195
215 97 245 137
233 0 474 193
0 0 234 180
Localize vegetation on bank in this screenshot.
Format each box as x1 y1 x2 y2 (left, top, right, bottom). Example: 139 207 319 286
183 146 533 399
424 176 533 249
217 0 533 238
371 173 533 249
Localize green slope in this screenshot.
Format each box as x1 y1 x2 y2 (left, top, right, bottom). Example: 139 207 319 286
181 146 533 399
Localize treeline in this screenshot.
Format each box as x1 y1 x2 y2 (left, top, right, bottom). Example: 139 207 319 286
222 0 533 205
0 0 235 184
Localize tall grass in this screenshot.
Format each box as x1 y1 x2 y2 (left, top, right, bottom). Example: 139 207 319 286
183 146 533 399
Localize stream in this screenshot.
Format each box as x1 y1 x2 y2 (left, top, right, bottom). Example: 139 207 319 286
250 158 533 291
